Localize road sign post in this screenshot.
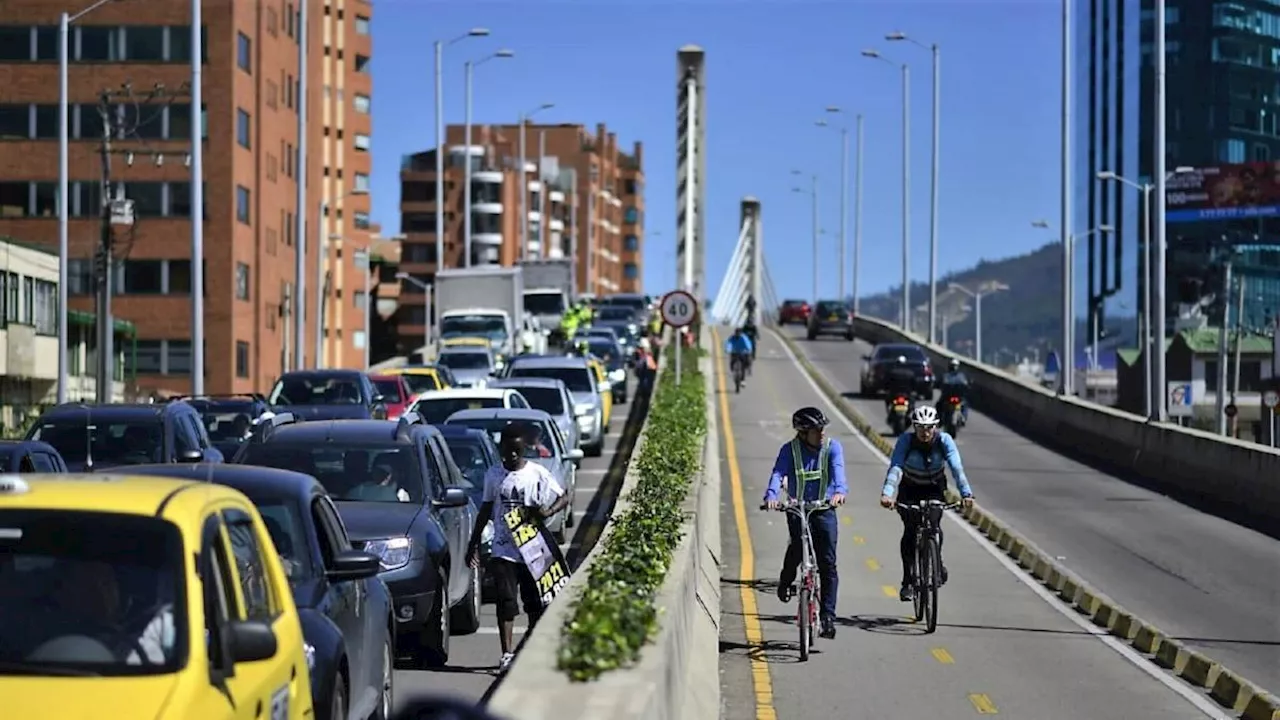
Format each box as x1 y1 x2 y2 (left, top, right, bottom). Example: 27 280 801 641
661 290 698 386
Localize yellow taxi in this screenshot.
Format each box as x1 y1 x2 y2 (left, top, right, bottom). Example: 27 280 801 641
383 365 450 395
0 474 314 720
586 356 614 429
440 336 491 349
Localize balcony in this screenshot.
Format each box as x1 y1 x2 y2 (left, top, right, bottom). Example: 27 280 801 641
527 211 542 222
473 202 503 214
474 232 503 247
473 171 503 184
526 240 542 255
549 218 565 232
549 190 565 204
475 246 500 264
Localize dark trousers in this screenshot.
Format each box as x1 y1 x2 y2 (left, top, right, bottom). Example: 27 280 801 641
779 508 839 619
896 485 947 585
489 558 544 626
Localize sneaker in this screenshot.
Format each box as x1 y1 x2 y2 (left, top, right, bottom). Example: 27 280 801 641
819 616 836 639
499 652 515 672
940 565 949 586
899 584 914 602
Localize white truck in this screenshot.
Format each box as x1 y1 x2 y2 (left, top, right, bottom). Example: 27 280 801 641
519 259 574 336
435 266 540 360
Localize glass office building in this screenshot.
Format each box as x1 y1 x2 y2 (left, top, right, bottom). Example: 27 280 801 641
1074 0 1280 336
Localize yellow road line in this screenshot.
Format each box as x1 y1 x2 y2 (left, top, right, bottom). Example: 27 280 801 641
931 647 955 664
865 558 881 571
713 329 777 720
881 585 898 598
852 535 866 545
968 693 999 714
841 515 852 525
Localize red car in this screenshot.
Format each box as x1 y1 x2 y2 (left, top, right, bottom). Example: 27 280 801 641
779 299 812 325
370 373 417 420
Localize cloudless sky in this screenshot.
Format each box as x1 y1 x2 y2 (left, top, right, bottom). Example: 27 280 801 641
370 0 1064 302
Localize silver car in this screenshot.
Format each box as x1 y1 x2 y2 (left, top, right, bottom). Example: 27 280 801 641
503 355 606 457
436 347 497 388
488 377 580 452
443 407 583 542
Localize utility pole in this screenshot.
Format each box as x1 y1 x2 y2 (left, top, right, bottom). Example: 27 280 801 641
95 92 116 404
1216 258 1232 435
295 0 309 370
1231 275 1246 437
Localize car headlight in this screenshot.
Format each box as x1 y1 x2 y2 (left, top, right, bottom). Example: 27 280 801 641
364 537 412 571
574 403 594 417
304 642 316 671
609 369 625 383
481 521 494 544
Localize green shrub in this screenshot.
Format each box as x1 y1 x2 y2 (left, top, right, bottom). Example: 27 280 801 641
556 342 707 681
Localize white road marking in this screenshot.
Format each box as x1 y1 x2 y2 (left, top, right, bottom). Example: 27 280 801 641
475 627 526 635
772 330 1232 720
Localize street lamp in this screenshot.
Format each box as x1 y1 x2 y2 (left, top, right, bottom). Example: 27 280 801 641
1032 220 1113 395
816 111 851 303
58 0 119 403
355 247 373 370
434 28 489 276
887 32 942 344
397 272 432 361
949 281 1009 364
791 170 819 305
863 49 912 333
463 49 514 268
518 103 554 260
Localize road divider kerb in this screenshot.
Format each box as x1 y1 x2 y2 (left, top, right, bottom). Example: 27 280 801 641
772 327 1280 720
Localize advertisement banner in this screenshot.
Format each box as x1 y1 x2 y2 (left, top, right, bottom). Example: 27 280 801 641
1165 162 1280 222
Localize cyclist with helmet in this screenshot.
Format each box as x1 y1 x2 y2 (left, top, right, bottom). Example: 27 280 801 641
740 317 759 361
763 406 848 639
936 358 971 425
880 406 975 601
724 327 754 379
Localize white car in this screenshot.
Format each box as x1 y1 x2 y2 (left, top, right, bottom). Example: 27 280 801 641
408 388 531 425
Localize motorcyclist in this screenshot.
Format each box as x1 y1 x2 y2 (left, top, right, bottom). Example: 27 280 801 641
882 355 919 422
936 358 971 425
724 328 754 378
880 405 975 601
763 406 847 639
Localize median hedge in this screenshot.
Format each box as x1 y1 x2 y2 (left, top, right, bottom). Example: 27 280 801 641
556 341 707 682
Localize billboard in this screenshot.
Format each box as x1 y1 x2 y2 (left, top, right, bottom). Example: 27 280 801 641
1165 162 1280 222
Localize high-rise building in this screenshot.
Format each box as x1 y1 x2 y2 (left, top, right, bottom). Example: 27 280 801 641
395 122 644 354
1075 0 1280 338
0 0 373 399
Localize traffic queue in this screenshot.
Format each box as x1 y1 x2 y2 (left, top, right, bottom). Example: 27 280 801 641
0 294 659 720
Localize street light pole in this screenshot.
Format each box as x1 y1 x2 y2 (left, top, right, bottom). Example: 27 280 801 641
950 282 1009 364
294 0 309 371
900 63 911 333
398 273 431 362
191 0 204 393
791 173 819 304
517 103 554 261
819 109 850 302
1153 0 1169 422
1060 0 1072 395
463 49 513 268
854 113 864 314
434 29 489 275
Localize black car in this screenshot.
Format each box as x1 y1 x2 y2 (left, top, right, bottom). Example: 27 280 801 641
807 300 855 341
859 343 935 398
592 305 642 349
124 463 395 720
582 336 629 403
435 425 501 597
0 440 68 472
176 393 276 458
268 369 390 421
233 413 481 666
25 402 224 471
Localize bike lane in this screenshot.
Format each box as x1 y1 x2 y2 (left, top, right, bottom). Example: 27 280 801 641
716 327 1218 720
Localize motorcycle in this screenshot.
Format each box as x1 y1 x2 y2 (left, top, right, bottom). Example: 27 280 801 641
886 394 912 435
941 395 964 437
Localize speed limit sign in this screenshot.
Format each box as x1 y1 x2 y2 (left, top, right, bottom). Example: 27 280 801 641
660 290 698 328
1265 390 1279 409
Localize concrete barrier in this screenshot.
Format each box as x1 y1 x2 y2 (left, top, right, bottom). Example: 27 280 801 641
847 314 1280 532
775 326 1280 720
486 327 721 720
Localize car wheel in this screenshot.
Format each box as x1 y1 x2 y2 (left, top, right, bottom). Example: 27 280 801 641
372 635 394 720
328 670 348 720
451 565 482 635
587 439 604 458
565 485 577 529
419 572 450 667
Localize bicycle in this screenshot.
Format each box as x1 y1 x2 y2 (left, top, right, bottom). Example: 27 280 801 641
893 499 961 634
731 353 749 393
759 498 831 660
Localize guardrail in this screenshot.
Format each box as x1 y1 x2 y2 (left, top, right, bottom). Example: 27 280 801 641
487 325 721 720
848 314 1280 533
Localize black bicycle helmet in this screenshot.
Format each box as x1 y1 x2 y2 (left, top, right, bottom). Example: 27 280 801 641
791 406 830 431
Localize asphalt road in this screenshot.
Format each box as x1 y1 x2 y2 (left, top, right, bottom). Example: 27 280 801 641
780 324 1280 695
718 328 1229 720
391 373 647 713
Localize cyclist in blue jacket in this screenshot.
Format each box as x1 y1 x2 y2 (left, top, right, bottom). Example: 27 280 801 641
724 327 755 378
763 406 847 639
880 405 975 602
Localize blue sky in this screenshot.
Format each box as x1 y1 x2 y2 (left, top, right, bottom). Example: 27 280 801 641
369 0 1064 302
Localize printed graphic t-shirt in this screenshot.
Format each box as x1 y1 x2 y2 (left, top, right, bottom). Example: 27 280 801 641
482 462 565 563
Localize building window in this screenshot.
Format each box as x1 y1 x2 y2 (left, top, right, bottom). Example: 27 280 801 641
355 15 371 35
354 94 370 113
131 340 164 375
235 262 250 300
123 26 165 62
354 133 370 151
169 260 192 293
0 27 30 61
124 182 164 217
167 103 208 141
355 54 371 73
236 32 251 73
120 260 163 294
167 341 192 376
354 173 370 193
354 211 371 229
236 341 250 378
624 179 638 195
236 108 251 148
236 185 251 224
624 235 639 252
1219 138 1247 163
624 263 639 280
0 105 28 139
624 207 638 224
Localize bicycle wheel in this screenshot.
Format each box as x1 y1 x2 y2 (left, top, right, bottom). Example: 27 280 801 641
734 364 743 393
921 534 940 634
797 583 812 661
912 533 927 622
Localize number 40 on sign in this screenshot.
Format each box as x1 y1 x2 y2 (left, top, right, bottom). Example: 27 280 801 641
660 291 699 385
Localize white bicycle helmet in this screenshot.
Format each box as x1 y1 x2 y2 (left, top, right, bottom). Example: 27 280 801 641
910 405 940 427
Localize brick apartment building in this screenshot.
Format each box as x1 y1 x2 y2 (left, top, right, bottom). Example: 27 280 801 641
0 0 373 398
396 121 644 350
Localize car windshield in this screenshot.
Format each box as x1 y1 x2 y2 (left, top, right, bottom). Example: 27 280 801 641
509 366 594 393
597 307 633 321
372 379 405 403
587 341 621 363
414 396 504 425
438 352 490 371
502 386 565 415
239 444 428 504
244 498 315 584
0 509 187 676
441 315 506 342
196 404 258 444
441 437 489 505
444 418 557 459
28 418 164 467
875 346 927 362
816 302 846 314
396 372 441 394
524 292 565 315
268 376 364 406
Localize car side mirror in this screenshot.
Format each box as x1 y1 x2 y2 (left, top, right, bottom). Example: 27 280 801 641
327 549 381 581
434 487 469 508
179 448 204 462
566 448 584 463
228 620 278 664
372 394 386 404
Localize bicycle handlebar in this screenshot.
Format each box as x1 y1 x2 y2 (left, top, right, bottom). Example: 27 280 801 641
892 500 963 512
759 499 832 512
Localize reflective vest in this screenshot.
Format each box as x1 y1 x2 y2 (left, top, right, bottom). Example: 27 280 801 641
789 438 830 499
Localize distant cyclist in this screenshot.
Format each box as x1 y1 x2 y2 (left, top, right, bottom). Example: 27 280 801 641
724 327 754 379
936 358 970 425
880 406 974 601
740 317 759 360
763 407 847 639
